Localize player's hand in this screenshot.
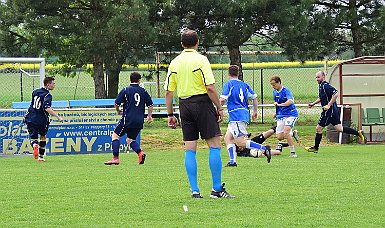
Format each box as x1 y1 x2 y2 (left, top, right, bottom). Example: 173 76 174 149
274 102 278 106
273 113 276 118
323 105 330 111
308 103 314 108
217 109 224 123
117 110 123 115
147 116 153 123
57 116 64 123
251 112 257 121
168 115 177 129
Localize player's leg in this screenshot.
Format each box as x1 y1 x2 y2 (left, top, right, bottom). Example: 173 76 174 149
306 112 327 153
126 128 145 164
283 125 297 157
37 135 47 162
334 121 367 144
250 125 276 144
224 128 237 167
180 97 203 198
104 123 123 165
27 123 39 159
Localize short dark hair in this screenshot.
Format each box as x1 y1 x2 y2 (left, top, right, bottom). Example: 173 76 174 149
270 76 281 84
181 30 199 47
43 76 55 86
130 72 141 83
228 65 239 77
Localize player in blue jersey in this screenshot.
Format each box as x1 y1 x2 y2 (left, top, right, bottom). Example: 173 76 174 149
270 76 298 158
104 72 153 165
24 76 64 162
220 65 271 167
305 71 367 153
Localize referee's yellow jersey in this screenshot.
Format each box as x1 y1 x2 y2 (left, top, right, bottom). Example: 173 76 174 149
164 49 215 98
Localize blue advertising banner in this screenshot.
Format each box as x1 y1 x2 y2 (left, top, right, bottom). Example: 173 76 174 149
0 109 139 155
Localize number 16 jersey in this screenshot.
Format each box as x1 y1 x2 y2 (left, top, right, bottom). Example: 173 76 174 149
25 87 52 126
220 79 257 124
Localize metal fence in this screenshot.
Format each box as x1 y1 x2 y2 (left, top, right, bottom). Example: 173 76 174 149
0 65 324 125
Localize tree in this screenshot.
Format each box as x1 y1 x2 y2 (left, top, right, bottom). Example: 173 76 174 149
273 0 385 59
0 0 155 98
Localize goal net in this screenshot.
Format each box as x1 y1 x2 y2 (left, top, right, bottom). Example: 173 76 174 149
0 57 45 108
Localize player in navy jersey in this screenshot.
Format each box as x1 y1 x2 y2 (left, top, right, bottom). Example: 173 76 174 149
24 76 63 162
104 72 153 165
220 65 271 167
305 71 367 153
270 76 298 158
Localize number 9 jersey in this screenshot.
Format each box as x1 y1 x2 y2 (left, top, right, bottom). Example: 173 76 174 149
24 87 52 126
115 84 153 128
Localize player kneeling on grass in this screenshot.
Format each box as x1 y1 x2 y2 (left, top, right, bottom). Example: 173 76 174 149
305 71 367 153
25 76 63 162
220 65 271 167
104 72 153 165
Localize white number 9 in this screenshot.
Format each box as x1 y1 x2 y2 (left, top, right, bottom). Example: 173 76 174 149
134 93 141 106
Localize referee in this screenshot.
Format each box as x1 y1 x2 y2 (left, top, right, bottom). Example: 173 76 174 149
164 29 234 199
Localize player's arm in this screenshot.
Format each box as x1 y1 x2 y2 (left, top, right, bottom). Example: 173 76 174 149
308 98 320 108
45 107 63 122
323 91 338 110
251 98 258 121
147 105 153 123
165 90 177 128
275 99 294 107
206 84 223 123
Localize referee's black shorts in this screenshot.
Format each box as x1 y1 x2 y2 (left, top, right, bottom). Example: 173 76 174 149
179 94 222 141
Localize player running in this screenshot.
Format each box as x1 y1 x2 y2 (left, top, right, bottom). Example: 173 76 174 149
305 71 367 153
24 76 63 162
104 72 153 165
220 65 271 167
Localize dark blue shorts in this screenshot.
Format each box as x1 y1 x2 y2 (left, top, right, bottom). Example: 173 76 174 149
26 122 49 139
114 122 141 140
318 110 341 127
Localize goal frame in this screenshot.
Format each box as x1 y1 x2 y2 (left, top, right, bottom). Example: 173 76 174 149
0 57 45 87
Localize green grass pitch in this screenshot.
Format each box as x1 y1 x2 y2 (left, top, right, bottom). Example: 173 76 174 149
1 124 384 226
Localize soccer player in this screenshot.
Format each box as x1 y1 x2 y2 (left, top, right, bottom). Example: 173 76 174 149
104 72 153 165
236 126 292 157
270 76 298 158
220 65 271 167
305 71 367 153
24 76 63 162
165 29 233 198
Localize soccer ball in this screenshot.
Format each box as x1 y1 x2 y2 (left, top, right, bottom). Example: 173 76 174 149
249 148 259 157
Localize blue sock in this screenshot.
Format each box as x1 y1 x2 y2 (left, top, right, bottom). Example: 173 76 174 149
185 150 199 193
246 140 266 150
227 144 236 164
130 140 141 154
112 139 120 158
209 147 222 191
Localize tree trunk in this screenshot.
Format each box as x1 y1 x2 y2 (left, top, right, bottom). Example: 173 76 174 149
227 45 243 81
92 55 106 99
106 57 124 98
349 0 363 57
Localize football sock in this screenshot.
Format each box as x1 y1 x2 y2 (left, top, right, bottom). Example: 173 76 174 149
289 145 295 153
315 133 322 150
227 144 236 164
185 150 199 193
343 127 359 136
251 134 265 144
39 141 46 156
112 139 120 158
30 139 38 148
209 147 222 192
246 140 266 151
130 140 141 154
